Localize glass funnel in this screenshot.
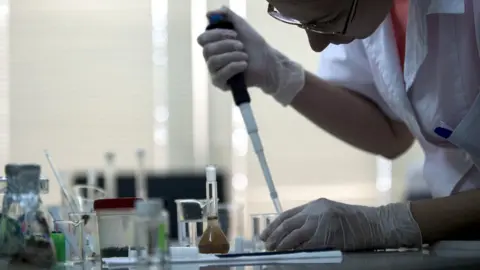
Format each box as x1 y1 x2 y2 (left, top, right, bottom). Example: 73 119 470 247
72 185 106 213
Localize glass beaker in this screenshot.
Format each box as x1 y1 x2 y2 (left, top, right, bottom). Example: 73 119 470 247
53 219 85 265
250 213 278 251
69 212 99 261
72 185 106 213
134 199 170 265
263 213 278 228
174 199 209 247
218 203 245 240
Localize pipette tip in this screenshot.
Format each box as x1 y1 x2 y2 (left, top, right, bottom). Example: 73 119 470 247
205 165 216 183
273 197 283 214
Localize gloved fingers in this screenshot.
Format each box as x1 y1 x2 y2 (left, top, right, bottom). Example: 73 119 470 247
296 223 334 251
274 219 316 251
203 39 245 60
312 212 337 248
197 29 238 47
265 215 305 251
260 204 305 241
211 61 248 89
207 51 248 73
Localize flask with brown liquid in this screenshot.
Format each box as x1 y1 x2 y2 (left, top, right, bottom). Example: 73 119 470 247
198 166 230 254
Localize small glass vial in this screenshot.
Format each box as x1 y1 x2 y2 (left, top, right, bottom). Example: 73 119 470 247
134 199 170 265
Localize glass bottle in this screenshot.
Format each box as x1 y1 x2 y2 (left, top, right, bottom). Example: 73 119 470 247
0 164 55 267
198 166 230 254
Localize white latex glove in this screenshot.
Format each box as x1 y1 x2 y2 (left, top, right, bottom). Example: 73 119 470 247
197 6 305 106
260 198 423 251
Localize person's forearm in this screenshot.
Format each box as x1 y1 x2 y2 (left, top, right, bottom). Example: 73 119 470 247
290 71 414 159
410 189 480 243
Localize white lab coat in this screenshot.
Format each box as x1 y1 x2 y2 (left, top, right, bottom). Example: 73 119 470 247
404 161 431 200
318 0 480 197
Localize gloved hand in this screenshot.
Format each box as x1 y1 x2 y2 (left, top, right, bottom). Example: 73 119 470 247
197 6 305 106
260 198 423 251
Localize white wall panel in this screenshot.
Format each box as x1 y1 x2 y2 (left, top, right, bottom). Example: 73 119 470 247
0 0 8 174
9 0 154 204
167 0 198 169
152 0 169 169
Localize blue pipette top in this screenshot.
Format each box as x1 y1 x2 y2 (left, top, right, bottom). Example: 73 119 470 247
208 14 225 24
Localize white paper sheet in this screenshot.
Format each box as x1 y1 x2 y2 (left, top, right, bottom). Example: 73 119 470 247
103 250 343 266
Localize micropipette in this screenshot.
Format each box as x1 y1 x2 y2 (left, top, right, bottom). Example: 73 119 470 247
206 15 283 214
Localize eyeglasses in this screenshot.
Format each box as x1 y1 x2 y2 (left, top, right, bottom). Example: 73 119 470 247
267 0 358 36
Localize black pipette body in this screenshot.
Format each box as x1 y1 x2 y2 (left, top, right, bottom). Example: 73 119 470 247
206 15 251 106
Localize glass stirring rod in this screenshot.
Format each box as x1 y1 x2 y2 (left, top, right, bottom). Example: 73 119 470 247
206 15 283 214
44 150 80 214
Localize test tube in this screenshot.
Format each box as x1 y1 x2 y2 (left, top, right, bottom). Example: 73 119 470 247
104 152 116 198
86 169 97 199
135 149 147 199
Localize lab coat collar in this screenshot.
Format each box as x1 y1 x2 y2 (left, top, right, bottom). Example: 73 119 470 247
426 0 465 15
363 21 420 134
362 15 424 138
404 0 466 91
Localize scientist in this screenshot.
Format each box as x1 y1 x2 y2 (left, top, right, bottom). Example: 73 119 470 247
198 0 480 251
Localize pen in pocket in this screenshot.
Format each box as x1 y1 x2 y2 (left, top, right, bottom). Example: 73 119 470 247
434 127 453 139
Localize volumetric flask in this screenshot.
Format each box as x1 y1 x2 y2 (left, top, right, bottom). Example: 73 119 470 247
175 199 208 247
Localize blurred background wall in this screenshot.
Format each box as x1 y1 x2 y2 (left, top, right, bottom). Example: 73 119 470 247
4 0 424 218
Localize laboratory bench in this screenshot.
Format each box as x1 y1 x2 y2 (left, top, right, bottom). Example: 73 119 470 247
3 249 480 270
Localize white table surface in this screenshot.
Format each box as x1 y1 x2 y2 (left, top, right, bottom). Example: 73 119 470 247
2 242 480 270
